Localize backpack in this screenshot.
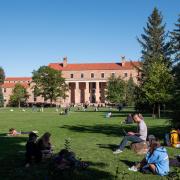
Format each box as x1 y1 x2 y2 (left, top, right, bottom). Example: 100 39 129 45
164 133 171 146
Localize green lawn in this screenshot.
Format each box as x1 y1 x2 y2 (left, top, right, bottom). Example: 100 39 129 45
0 107 178 180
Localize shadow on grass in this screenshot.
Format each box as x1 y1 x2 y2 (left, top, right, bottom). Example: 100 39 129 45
60 123 170 140
0 133 27 179
0 134 114 180
96 143 119 151
119 160 135 167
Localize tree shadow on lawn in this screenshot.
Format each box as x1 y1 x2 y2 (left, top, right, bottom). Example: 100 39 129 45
60 124 170 139
96 143 119 151
0 134 115 180
0 133 27 179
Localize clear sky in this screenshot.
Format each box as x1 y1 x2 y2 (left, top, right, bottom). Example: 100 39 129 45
0 0 179 76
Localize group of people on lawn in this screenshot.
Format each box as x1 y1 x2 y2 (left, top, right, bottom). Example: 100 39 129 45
8 112 180 176
8 128 88 170
113 113 169 176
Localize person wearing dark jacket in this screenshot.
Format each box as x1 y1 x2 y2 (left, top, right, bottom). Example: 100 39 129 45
25 132 41 167
37 132 53 158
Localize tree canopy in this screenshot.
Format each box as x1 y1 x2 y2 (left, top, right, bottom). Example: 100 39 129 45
171 14 180 63
106 75 126 104
32 66 68 105
9 84 29 108
138 7 172 75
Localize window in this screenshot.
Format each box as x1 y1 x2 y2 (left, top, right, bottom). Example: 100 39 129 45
70 74 74 78
111 72 115 77
4 88 6 93
124 73 128 77
81 73 84 78
91 73 94 78
101 73 104 78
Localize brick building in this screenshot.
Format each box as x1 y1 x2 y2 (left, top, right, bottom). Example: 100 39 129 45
1 57 141 106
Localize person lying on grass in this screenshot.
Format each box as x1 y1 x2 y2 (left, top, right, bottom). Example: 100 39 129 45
7 128 38 136
37 132 53 158
113 112 147 154
54 149 89 170
25 132 42 167
128 138 169 176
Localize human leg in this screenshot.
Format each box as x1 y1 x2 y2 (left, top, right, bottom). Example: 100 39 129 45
118 135 142 151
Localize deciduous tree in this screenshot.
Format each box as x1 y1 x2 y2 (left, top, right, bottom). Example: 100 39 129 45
32 66 68 105
10 84 29 108
106 76 126 104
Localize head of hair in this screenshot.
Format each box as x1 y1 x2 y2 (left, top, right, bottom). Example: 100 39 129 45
58 149 69 157
132 113 143 119
41 132 51 141
9 128 15 132
150 138 161 149
29 132 38 140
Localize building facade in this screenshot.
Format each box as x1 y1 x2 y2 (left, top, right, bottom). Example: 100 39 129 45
1 57 141 106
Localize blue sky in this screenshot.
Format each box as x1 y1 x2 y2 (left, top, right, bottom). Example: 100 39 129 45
0 0 179 76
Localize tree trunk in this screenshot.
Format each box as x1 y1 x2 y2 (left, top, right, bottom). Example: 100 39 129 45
158 104 161 118
50 99 53 107
18 100 21 108
152 104 156 118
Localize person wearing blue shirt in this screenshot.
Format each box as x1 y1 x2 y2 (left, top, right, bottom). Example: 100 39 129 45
129 138 169 176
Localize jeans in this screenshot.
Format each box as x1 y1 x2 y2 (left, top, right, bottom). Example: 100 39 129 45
118 135 143 151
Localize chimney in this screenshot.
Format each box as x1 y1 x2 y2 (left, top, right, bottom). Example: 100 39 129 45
63 57 67 67
121 56 126 66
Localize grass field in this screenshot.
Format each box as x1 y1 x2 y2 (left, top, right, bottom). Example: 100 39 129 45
0 107 178 180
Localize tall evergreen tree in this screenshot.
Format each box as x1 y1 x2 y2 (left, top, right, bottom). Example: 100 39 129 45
136 8 173 116
171 14 180 62
138 7 171 75
0 67 5 107
0 67 5 84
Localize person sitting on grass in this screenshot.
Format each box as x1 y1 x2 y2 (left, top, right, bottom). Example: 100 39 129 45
106 112 112 118
54 149 89 170
7 128 38 136
37 132 53 158
128 138 169 176
25 132 41 167
113 112 147 154
170 128 180 148
124 114 133 124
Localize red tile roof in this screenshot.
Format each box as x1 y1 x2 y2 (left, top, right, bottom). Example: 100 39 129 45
5 77 32 81
49 61 141 71
1 83 30 88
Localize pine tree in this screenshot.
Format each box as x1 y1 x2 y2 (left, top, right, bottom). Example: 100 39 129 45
171 14 180 62
138 7 171 75
0 67 5 107
136 8 173 116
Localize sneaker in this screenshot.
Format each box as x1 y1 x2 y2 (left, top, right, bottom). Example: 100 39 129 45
113 149 123 154
128 166 138 172
32 130 38 134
